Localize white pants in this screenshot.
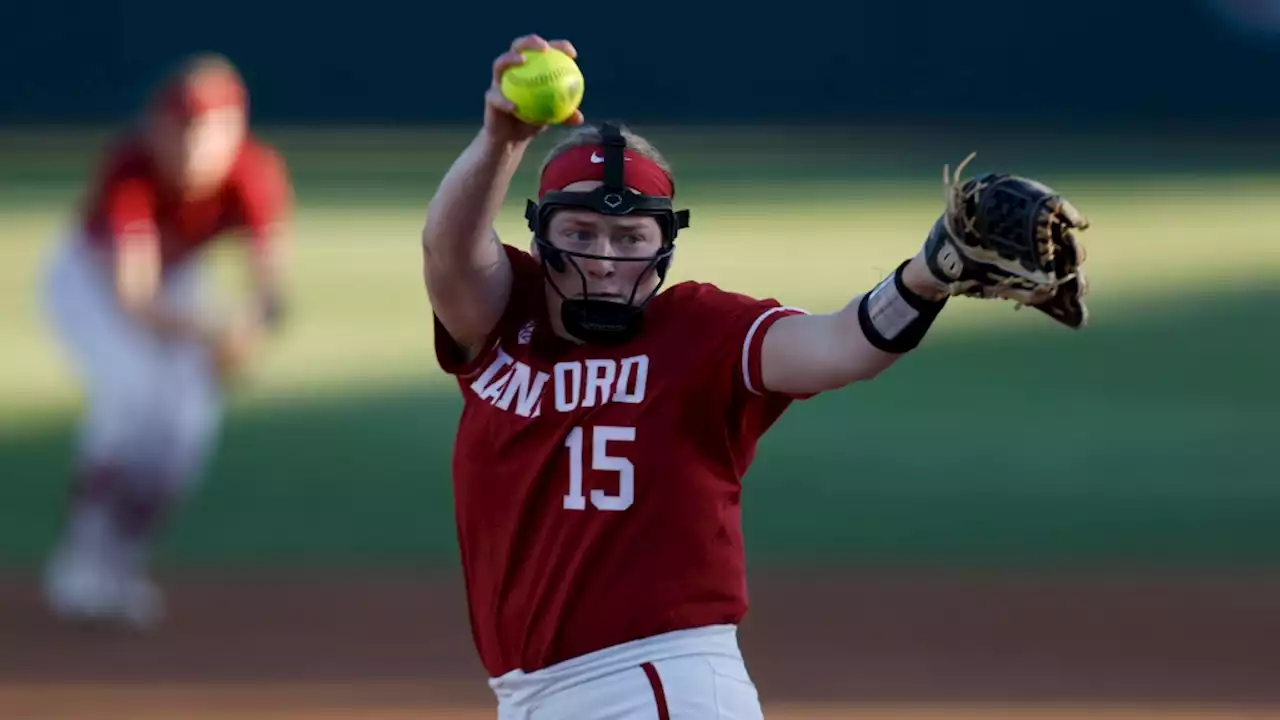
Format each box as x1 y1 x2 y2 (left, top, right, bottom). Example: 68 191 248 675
40 231 222 491
490 625 764 720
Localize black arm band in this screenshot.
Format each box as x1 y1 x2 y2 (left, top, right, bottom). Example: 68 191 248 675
856 260 948 354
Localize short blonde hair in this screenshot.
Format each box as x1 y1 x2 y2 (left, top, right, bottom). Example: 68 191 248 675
540 123 674 181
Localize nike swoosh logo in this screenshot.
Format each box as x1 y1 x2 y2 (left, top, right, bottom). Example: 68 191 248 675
590 152 631 164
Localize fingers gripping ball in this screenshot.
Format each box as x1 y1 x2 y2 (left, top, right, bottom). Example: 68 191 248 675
500 48 585 125
922 153 1092 329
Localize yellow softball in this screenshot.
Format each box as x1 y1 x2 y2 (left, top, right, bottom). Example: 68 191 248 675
500 48 585 125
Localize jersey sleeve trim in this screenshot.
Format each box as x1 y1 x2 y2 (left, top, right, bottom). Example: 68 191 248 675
740 305 809 396
117 219 159 245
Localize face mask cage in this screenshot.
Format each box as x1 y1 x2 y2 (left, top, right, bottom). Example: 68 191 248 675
524 122 691 344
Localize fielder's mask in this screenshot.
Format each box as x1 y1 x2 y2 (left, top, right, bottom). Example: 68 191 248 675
526 122 690 345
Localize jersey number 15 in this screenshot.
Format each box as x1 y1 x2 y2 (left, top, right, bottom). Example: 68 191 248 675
563 425 635 512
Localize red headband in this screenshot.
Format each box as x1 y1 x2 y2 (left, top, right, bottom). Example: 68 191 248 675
538 144 674 198
155 71 246 121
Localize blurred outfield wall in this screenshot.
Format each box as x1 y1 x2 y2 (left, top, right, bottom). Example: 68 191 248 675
3 0 1279 126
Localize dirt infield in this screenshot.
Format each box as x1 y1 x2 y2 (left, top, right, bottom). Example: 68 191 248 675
3 567 1280 719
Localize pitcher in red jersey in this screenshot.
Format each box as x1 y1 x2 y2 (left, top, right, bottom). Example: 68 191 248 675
423 35 965 719
39 53 294 629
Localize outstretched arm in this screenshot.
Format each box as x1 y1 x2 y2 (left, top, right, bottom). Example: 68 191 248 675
422 33 582 363
759 251 949 396
759 156 1092 397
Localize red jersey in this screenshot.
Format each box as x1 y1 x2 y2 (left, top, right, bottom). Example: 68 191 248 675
80 134 292 270
434 244 809 678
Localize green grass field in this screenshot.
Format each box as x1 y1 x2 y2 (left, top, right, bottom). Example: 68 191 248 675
1 127 1276 570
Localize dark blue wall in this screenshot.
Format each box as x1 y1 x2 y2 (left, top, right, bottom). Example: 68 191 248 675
3 0 1277 124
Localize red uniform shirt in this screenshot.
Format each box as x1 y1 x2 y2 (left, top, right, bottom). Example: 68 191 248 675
80 134 291 269
434 244 809 678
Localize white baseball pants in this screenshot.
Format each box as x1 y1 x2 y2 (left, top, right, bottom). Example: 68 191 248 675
490 624 764 720
40 231 222 491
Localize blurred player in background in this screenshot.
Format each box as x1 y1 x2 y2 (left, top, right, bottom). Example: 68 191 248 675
38 53 294 629
422 33 1088 719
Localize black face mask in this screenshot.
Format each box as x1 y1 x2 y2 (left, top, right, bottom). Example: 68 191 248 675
525 123 691 346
